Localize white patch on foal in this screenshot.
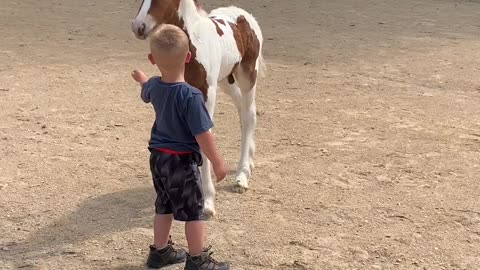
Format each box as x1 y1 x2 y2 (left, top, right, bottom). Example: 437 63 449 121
131 0 156 39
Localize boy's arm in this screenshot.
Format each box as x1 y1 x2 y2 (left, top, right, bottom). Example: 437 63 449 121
195 131 227 182
185 91 227 181
131 70 151 103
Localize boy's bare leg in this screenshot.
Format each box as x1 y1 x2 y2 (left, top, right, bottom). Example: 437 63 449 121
154 214 173 249
185 221 205 256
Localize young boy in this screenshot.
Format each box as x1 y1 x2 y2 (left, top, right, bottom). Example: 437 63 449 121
131 24 229 270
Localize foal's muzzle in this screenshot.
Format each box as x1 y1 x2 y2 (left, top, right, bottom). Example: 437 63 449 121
132 21 148 40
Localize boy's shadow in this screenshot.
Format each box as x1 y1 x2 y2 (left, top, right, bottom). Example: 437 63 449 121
9 187 155 265
111 264 184 270
8 173 240 267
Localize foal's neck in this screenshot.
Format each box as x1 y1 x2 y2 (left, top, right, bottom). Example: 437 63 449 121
177 0 206 29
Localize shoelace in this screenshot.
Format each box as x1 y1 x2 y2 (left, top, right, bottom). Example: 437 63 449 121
166 236 184 258
203 246 220 265
167 235 175 246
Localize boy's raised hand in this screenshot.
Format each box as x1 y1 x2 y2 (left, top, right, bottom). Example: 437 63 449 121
131 69 148 85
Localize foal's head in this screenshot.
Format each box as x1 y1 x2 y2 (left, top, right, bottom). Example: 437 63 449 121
131 0 202 39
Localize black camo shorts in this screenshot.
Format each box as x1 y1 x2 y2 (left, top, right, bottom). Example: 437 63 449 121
149 149 204 221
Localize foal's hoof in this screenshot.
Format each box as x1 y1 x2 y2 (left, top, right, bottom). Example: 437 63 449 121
203 201 216 220
233 178 249 194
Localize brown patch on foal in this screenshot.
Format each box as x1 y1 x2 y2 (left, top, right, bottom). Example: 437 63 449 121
211 19 224 36
184 32 209 101
229 16 260 88
147 0 183 26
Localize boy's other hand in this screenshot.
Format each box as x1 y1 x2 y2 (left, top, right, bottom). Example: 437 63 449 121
194 131 227 182
213 160 227 182
131 69 148 85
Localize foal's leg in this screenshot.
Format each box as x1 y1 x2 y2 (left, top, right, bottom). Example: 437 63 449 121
234 76 257 192
200 85 217 218
220 80 252 192
219 80 242 117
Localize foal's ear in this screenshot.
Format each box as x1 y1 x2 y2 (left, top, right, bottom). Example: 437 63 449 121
185 51 192 64
148 53 156 65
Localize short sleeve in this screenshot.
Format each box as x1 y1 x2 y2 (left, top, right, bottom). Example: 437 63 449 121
185 92 214 136
140 77 157 103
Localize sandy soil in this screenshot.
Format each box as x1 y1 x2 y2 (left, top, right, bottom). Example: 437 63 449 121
1 0 480 269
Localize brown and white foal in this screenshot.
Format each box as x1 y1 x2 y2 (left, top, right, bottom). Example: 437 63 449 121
132 0 265 217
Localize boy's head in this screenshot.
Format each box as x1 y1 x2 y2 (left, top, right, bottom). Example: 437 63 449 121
148 24 191 72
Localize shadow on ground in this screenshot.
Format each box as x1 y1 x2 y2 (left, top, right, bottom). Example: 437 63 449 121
111 263 184 270
7 187 154 266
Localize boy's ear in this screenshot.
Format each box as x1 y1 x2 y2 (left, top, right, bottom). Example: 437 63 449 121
148 53 155 65
185 51 192 64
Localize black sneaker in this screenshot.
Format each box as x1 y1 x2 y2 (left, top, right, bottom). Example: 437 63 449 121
184 246 230 270
146 239 187 269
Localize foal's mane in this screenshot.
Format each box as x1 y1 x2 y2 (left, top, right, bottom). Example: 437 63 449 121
193 0 207 15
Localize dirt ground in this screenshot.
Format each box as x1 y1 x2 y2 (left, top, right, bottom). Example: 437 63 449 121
1 0 480 269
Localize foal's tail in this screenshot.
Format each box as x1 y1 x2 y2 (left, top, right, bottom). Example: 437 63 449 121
257 53 267 78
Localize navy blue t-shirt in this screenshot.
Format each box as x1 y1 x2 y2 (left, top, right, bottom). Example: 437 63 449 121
141 77 213 154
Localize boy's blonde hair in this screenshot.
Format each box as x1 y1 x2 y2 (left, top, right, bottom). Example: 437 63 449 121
149 24 189 69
